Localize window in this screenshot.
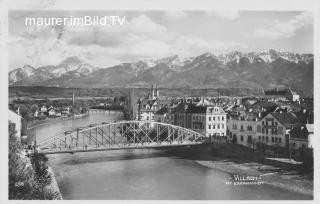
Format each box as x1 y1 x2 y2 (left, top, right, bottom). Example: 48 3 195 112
275 122 278 126
262 121 264 125
272 137 274 142
278 127 283 134
262 128 264 133
213 117 215 121
279 138 282 143
258 136 261 140
218 116 220 121
240 136 243 141
217 124 220 129
209 125 211 129
266 136 268 142
222 116 224 121
222 124 224 129
275 137 278 142
241 125 244 131
262 136 265 141
209 117 211 121
266 129 268 135
257 125 262 133
213 124 215 129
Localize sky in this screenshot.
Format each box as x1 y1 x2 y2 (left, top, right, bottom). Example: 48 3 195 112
8 10 313 70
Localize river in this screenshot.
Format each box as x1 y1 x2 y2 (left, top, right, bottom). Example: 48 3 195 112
31 111 311 200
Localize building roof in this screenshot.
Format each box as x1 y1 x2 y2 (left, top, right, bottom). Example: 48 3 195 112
186 105 207 114
264 89 288 96
290 125 308 139
9 109 21 118
270 112 302 129
196 98 214 106
155 107 168 115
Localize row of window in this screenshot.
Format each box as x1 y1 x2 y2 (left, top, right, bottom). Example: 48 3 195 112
258 136 282 143
238 135 282 144
208 116 225 121
208 133 225 137
262 120 278 126
261 127 280 135
232 124 254 131
208 124 224 130
193 115 205 121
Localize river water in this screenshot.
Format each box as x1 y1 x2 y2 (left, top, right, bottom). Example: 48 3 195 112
31 111 311 200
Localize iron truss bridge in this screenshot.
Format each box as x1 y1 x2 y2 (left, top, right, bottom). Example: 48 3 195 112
37 121 207 154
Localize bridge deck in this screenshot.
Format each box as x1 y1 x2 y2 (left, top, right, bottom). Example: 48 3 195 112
41 142 204 155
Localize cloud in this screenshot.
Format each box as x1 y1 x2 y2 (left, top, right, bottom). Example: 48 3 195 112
251 11 313 39
8 13 246 69
205 10 239 20
163 11 187 19
9 0 56 10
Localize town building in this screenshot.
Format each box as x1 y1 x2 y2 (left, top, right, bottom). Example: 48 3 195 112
40 105 48 113
256 112 302 150
227 112 258 148
137 84 162 121
264 88 300 102
169 103 227 137
289 125 309 150
154 107 169 123
48 108 56 116
8 109 22 138
306 124 314 149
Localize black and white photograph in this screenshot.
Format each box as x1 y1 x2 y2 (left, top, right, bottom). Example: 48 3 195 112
3 0 320 201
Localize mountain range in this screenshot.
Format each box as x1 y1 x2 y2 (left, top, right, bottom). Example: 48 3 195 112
9 49 314 96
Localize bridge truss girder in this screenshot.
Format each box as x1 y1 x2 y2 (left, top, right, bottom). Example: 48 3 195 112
38 121 206 153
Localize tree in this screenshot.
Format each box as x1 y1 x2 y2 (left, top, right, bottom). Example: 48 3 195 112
9 122 35 199
30 153 53 199
9 122 57 200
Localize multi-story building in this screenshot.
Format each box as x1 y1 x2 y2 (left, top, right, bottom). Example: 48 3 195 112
205 106 227 137
169 103 227 137
137 84 161 121
227 112 258 148
154 107 169 123
256 112 302 149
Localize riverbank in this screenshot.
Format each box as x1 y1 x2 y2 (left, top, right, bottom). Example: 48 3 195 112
196 158 313 197
27 112 89 130
47 166 63 200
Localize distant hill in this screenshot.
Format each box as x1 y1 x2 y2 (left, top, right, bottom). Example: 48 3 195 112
9 49 314 96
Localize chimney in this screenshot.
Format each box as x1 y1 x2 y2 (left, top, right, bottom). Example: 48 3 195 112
152 84 155 99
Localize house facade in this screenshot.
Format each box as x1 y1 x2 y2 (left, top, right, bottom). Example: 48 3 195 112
227 112 258 148
9 109 22 138
169 104 227 137
256 112 302 149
